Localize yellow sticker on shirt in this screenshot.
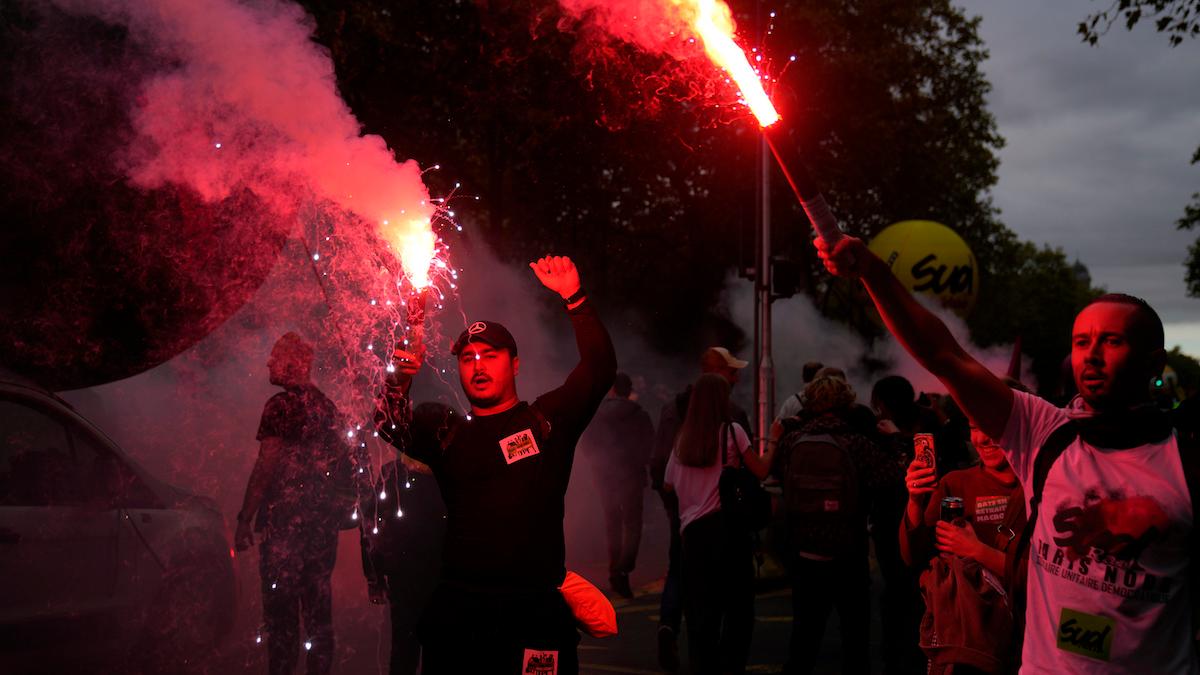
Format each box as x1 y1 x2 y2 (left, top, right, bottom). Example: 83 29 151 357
1057 607 1114 661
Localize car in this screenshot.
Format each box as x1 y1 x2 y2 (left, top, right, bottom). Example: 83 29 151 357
0 368 236 673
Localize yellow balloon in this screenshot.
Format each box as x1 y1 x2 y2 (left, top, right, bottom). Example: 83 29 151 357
868 220 979 316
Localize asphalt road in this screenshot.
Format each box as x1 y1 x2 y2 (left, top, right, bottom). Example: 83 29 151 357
200 464 890 675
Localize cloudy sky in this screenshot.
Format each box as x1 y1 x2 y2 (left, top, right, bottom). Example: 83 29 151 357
955 0 1200 355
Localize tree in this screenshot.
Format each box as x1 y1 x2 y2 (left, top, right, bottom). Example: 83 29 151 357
299 0 1015 354
1180 147 1200 296
1079 0 1200 46
1078 0 1200 298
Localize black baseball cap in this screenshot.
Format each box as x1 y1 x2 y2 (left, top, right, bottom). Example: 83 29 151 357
451 320 518 357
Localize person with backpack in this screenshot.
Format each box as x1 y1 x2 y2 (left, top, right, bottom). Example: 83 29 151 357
777 360 825 420
663 372 777 675
377 255 617 675
817 234 1197 673
778 373 903 674
235 332 368 675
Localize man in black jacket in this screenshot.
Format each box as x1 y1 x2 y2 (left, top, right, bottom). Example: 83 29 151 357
579 371 654 599
378 255 617 675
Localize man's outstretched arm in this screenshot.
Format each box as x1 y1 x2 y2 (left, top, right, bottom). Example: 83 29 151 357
816 236 1012 440
530 255 618 413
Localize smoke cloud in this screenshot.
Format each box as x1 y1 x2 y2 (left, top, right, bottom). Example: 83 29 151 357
52 0 433 228
722 276 1030 411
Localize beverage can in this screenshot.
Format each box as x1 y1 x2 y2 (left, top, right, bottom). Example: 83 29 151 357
940 496 965 522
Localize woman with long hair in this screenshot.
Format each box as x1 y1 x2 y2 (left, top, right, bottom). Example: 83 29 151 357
664 373 776 675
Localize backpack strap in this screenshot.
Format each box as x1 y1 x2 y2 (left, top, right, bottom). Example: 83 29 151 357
1009 421 1078 589
529 403 553 440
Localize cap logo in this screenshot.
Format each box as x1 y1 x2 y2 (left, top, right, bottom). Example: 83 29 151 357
468 321 487 335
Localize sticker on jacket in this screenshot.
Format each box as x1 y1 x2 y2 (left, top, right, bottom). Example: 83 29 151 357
1056 608 1114 661
522 649 558 675
500 428 541 464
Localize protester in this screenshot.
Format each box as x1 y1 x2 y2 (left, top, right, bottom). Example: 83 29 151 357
818 234 1199 673
377 255 616 675
664 373 776 675
776 374 903 675
235 333 364 675
361 401 456 675
777 360 825 420
857 375 928 674
578 371 655 599
650 345 751 671
900 380 1027 674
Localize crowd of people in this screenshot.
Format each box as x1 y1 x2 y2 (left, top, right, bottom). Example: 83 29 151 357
233 245 1198 675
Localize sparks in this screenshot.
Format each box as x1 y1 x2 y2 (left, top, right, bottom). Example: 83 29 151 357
378 218 437 288
690 0 779 127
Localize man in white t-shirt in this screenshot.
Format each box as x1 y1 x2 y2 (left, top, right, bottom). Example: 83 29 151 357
814 234 1195 674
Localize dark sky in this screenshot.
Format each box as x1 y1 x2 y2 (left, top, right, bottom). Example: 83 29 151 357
958 0 1200 355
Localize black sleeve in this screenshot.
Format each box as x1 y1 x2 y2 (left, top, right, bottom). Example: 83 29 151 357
650 402 679 489
732 404 753 440
534 299 618 438
372 385 440 466
633 407 655 469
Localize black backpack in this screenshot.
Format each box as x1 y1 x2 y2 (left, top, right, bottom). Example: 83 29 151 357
781 431 860 558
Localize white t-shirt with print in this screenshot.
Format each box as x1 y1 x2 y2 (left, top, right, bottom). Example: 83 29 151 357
665 422 752 533
1000 391 1196 674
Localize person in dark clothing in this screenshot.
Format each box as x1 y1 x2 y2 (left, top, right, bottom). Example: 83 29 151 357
777 360 825 420
579 371 654 599
650 346 750 671
377 255 617 675
236 332 364 675
869 375 949 675
779 375 903 675
360 401 456 675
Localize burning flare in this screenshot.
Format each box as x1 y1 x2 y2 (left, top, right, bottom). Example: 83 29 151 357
379 218 438 288
689 0 779 127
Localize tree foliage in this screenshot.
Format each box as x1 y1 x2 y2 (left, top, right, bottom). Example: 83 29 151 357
290 0 1108 389
1180 146 1200 296
1079 0 1200 46
1079 0 1200 298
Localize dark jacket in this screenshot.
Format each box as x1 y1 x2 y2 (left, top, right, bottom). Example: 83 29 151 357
579 396 654 484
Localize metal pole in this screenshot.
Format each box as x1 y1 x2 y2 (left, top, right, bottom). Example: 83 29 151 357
756 134 774 454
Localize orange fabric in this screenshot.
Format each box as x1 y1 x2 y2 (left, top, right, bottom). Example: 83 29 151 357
559 571 618 638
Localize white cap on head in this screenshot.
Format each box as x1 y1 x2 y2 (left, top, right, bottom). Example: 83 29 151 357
701 347 748 370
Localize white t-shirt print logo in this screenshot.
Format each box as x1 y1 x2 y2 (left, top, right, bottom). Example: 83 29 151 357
522 648 558 674
500 428 541 465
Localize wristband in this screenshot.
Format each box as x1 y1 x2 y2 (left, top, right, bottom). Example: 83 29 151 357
563 288 586 306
